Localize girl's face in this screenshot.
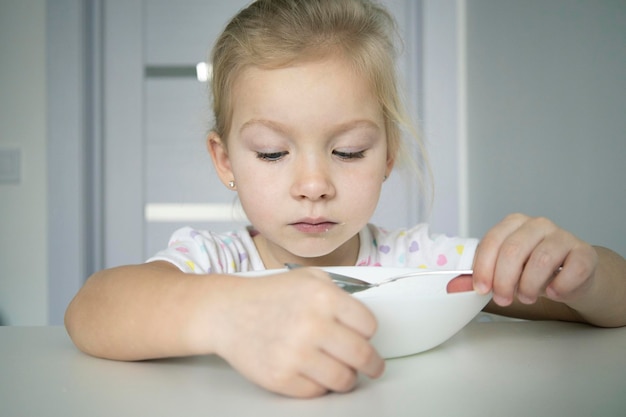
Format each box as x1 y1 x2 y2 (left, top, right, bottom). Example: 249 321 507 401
209 57 394 268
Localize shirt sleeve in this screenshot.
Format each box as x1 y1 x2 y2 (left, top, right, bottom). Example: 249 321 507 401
146 226 261 274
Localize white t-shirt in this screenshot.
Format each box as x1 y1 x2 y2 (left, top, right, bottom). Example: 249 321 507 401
147 224 478 274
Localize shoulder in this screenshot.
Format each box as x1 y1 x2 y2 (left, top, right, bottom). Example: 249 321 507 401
365 223 435 251
360 223 478 269
148 226 262 273
166 226 254 247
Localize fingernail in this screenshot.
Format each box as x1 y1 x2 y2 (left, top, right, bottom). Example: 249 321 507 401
545 285 559 300
474 281 489 294
492 294 511 306
517 293 535 305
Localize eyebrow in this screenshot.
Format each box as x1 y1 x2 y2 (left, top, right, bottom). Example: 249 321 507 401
239 119 290 136
239 118 382 137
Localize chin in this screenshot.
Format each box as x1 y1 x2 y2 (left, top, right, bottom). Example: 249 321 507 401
288 242 349 263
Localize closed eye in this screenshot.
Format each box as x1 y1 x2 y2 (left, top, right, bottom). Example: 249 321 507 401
256 151 288 162
333 150 366 160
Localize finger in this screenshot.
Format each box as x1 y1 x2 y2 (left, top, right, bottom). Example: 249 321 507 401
300 349 359 393
516 229 572 304
492 217 560 305
318 322 384 379
334 293 379 339
472 213 530 296
300 269 379 339
545 243 597 302
446 274 474 293
227 353 329 399
271 374 329 399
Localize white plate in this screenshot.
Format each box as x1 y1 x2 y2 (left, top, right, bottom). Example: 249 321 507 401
237 267 492 358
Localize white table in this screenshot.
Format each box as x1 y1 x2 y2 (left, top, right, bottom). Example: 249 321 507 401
2 319 625 416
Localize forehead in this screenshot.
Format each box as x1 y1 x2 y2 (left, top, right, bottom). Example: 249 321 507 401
229 57 384 134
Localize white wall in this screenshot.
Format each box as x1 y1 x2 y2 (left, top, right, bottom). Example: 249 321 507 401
465 0 626 256
0 0 48 325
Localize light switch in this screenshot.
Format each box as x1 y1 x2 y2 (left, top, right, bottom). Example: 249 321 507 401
0 148 21 184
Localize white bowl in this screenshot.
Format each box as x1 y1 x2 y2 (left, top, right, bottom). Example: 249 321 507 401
237 267 492 359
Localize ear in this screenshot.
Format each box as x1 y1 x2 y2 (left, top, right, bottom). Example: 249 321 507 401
207 132 235 188
384 153 395 180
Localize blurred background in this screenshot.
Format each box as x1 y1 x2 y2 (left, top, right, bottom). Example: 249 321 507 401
1 0 624 325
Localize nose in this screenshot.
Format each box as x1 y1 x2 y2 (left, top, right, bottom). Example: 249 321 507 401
290 154 336 201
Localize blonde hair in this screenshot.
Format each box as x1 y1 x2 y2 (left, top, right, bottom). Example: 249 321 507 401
211 0 428 181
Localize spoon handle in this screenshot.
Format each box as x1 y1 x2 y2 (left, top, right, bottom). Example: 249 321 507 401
284 263 372 288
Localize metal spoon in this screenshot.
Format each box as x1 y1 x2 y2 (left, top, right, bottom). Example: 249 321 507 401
285 263 473 294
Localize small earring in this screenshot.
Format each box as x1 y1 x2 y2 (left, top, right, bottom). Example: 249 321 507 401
228 180 236 189
383 175 388 182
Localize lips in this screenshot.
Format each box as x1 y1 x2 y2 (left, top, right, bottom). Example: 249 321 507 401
290 218 338 233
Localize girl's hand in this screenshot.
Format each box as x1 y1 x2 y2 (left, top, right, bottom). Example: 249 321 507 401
472 213 598 307
209 268 384 398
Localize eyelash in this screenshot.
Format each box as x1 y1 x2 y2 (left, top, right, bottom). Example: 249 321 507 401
333 150 366 160
256 151 287 162
255 150 366 162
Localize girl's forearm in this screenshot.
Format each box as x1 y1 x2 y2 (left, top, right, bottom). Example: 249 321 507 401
65 262 228 361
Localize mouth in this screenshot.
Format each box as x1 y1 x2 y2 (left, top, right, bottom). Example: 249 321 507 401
289 218 338 234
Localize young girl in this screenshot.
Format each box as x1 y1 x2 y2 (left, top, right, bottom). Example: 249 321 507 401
65 0 626 398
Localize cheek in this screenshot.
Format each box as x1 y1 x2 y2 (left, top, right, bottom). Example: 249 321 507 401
234 171 280 219
340 173 384 211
